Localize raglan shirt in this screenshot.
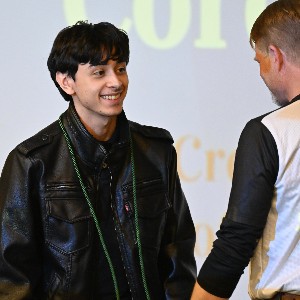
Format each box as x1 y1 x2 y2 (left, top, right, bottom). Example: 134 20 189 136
198 94 300 299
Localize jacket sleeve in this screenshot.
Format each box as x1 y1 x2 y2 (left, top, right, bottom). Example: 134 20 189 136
197 118 279 298
159 145 197 300
0 149 43 299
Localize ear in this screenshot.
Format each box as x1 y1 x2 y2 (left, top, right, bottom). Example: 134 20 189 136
268 44 285 71
56 72 75 95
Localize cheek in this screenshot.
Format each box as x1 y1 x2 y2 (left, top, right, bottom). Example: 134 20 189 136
258 65 265 79
261 60 271 74
122 74 129 87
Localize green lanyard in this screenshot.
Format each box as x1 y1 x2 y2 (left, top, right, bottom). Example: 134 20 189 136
58 116 150 300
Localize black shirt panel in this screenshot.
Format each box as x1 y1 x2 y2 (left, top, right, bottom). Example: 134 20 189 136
226 117 279 227
198 217 263 298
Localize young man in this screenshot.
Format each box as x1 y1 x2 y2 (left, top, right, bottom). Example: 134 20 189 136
0 21 196 299
191 0 300 299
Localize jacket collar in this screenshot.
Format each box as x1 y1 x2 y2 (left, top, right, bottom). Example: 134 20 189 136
290 93 300 104
61 102 129 167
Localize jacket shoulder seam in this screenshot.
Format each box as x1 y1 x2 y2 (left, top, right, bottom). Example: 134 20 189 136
17 121 60 155
129 121 173 143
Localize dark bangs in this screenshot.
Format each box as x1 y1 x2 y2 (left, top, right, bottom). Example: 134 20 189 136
70 22 129 67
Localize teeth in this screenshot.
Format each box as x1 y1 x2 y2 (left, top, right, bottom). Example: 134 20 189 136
102 94 120 100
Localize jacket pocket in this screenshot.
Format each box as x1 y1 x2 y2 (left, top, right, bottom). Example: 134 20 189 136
122 178 170 248
45 182 91 254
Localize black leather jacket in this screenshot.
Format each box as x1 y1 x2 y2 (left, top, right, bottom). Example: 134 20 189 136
0 104 196 299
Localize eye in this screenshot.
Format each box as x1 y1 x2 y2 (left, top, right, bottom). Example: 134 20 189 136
116 63 127 74
93 69 104 76
119 67 127 73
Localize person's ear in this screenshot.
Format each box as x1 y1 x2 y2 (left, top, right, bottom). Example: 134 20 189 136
268 44 284 71
56 72 75 95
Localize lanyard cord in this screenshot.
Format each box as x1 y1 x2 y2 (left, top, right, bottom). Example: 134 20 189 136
58 117 119 300
129 131 150 300
58 116 150 300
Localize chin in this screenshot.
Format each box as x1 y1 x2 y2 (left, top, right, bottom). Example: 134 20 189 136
105 107 123 117
271 92 289 107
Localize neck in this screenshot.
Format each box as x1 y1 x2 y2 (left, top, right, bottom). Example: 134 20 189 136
284 63 300 102
72 100 120 141
72 105 118 141
82 118 117 142
82 117 117 141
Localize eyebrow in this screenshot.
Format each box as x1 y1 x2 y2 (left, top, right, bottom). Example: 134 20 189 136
88 64 105 70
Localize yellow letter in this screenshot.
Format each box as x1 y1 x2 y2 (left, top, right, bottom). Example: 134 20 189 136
133 0 191 49
194 0 226 48
175 135 201 182
63 0 132 32
245 0 267 34
195 223 214 257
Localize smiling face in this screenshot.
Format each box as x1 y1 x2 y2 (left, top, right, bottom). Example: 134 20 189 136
58 59 129 127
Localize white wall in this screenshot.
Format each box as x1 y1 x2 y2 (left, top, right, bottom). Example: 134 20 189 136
0 1 277 298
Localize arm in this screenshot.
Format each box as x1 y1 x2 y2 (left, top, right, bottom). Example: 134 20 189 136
197 119 279 298
0 149 42 299
191 282 227 300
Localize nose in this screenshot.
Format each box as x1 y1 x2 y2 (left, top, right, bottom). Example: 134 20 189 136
106 72 122 89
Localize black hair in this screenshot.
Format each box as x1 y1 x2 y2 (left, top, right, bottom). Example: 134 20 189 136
47 21 130 101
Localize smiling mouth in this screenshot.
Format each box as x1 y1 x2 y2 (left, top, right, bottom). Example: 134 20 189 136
101 93 121 100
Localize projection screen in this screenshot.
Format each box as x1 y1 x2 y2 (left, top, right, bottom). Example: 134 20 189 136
0 1 277 299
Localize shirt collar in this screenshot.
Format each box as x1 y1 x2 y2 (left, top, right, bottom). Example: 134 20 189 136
290 93 300 104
